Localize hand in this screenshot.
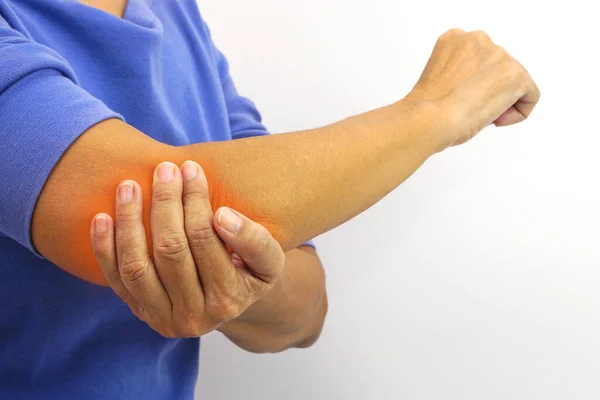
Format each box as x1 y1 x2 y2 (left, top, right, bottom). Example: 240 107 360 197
90 161 285 338
407 28 540 148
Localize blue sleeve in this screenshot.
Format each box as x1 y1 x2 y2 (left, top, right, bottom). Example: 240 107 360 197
0 19 121 253
212 47 269 140
202 21 316 250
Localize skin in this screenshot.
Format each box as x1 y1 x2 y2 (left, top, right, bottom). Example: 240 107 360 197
29 1 539 349
79 0 128 17
216 246 327 351
90 160 327 350
219 246 328 351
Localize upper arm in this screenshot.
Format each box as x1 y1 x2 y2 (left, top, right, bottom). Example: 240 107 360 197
0 18 189 285
31 119 176 285
0 21 120 257
1 16 316 286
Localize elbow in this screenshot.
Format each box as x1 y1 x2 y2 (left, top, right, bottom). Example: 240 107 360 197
292 292 328 350
235 341 289 355
292 330 323 350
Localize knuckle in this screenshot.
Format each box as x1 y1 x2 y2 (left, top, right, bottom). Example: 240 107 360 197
533 82 541 98
219 300 242 322
157 327 179 339
247 225 271 258
169 328 189 339
245 247 266 264
209 293 242 322
119 255 150 284
93 243 112 263
494 45 510 60
505 63 526 82
516 68 528 83
155 230 189 260
174 315 206 338
114 211 138 229
472 29 489 40
150 318 182 339
446 27 464 36
182 181 209 200
185 224 215 252
253 224 271 244
152 188 179 204
438 28 464 44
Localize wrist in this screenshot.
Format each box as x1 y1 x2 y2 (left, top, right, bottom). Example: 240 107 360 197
392 93 454 154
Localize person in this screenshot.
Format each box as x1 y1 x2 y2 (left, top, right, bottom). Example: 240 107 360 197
0 0 539 398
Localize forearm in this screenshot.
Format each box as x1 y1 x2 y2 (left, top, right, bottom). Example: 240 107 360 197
33 97 441 285
189 99 440 251
217 246 327 353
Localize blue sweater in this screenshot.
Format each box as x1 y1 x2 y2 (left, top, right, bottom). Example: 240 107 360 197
0 1 297 398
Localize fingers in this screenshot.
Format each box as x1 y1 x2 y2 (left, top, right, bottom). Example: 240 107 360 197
90 213 145 319
180 160 237 285
514 77 540 120
114 180 171 319
180 160 244 319
94 161 282 337
493 106 526 126
494 70 540 127
151 162 202 309
213 207 285 284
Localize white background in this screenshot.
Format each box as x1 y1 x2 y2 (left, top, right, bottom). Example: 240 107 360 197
195 0 600 399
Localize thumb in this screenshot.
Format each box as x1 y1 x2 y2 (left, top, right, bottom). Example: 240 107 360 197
213 207 284 284
493 105 527 127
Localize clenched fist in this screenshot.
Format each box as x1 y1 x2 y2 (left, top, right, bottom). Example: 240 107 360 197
407 28 540 148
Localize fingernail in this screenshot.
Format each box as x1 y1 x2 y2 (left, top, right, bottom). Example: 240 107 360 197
218 208 242 234
118 182 134 203
95 215 108 233
181 161 198 181
157 162 175 182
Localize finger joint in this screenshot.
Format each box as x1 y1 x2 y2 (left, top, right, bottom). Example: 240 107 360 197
120 255 151 285
208 293 243 323
154 230 190 262
185 224 216 254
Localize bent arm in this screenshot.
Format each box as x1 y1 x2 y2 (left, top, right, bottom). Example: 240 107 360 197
33 99 440 285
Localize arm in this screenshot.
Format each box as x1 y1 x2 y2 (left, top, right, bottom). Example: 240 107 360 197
84 28 539 341
91 160 325 340
218 246 327 353
34 102 434 285
11 28 536 287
